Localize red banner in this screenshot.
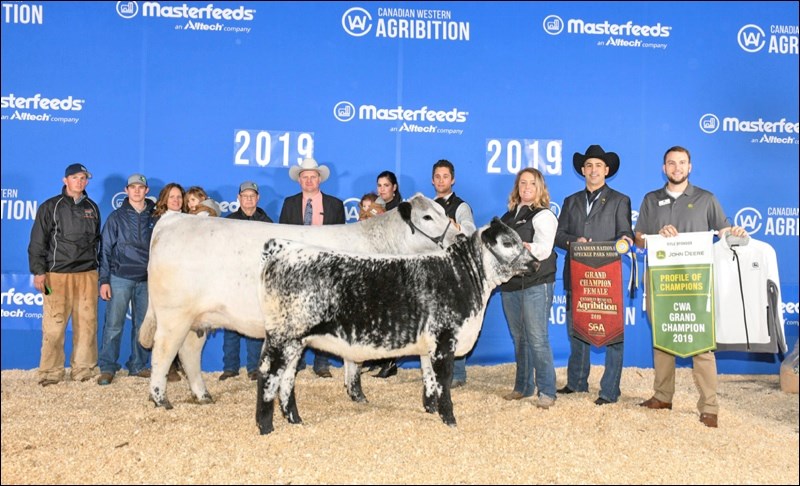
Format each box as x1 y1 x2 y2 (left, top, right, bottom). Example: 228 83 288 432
570 241 625 347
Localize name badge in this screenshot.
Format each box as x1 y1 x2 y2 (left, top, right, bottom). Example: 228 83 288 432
658 199 671 207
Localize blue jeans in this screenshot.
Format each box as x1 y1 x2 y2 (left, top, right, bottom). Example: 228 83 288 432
501 282 556 399
222 329 264 374
565 292 624 402
453 357 467 383
97 275 150 375
297 350 331 372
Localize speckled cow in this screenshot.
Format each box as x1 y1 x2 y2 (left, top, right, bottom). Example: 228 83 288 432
254 218 537 435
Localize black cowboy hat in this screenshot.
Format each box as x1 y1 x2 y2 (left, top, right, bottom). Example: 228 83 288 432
572 145 620 178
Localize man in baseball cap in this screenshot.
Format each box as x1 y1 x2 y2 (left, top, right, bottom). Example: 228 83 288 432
96 172 155 385
29 163 101 386
64 163 92 179
219 180 274 381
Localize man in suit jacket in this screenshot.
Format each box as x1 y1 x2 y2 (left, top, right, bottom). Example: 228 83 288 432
554 145 633 405
279 158 345 378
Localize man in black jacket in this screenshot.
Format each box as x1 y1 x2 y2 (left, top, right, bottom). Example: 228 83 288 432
220 181 273 381
28 163 102 386
279 158 345 378
554 145 633 405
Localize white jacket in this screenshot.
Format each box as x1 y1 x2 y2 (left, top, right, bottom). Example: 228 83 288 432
713 236 787 353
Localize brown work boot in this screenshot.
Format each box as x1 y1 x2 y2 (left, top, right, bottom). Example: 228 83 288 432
639 396 673 410
96 373 114 386
699 413 718 428
503 390 524 401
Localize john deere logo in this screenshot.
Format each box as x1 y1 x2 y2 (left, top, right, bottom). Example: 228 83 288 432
656 250 666 259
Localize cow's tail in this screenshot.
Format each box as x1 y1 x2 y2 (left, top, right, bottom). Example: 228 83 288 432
138 299 157 349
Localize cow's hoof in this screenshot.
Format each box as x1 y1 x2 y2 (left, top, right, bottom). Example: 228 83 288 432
150 396 174 410
192 393 214 405
258 423 274 435
440 414 456 427
423 395 437 414
348 392 368 403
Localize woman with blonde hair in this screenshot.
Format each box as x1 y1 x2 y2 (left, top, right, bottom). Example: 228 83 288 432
498 168 558 409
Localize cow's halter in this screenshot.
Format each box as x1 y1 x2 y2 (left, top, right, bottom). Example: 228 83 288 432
406 219 451 249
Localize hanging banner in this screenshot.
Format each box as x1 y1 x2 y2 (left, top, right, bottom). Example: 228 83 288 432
569 241 625 347
646 232 716 358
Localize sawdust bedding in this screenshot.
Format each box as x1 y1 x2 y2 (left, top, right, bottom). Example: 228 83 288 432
1 365 798 485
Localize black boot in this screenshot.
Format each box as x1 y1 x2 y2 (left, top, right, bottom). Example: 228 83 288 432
374 359 397 378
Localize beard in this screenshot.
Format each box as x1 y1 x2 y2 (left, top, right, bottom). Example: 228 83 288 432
667 174 688 185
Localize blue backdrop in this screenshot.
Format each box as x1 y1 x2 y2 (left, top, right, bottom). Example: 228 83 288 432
2 1 798 374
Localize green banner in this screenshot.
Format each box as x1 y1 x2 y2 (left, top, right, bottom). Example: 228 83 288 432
646 232 716 358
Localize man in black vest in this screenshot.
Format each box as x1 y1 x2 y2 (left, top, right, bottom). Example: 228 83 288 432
554 145 633 405
432 159 477 387
279 158 345 378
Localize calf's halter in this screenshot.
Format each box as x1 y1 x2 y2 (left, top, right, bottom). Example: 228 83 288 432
406 219 451 249
487 243 529 269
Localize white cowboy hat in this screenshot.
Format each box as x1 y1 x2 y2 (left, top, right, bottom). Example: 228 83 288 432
288 158 330 183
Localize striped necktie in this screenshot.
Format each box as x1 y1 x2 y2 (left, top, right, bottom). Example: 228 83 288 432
304 199 313 225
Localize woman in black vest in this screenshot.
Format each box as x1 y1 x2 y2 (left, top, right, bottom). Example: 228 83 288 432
376 170 402 211
499 168 558 409
373 170 403 378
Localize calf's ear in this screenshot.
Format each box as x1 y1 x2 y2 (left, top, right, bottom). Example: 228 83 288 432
481 225 499 246
398 201 412 222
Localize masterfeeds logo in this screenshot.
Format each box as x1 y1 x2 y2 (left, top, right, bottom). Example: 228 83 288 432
698 113 799 144
699 114 720 134
116 1 138 19
543 14 672 49
2 93 83 111
342 5 470 41
543 15 563 35
738 23 798 55
782 301 799 327
334 100 468 136
117 1 256 33
333 101 356 122
1 93 84 124
734 206 799 236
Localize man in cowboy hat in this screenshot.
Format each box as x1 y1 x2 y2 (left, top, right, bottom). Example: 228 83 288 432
279 158 345 378
554 145 633 405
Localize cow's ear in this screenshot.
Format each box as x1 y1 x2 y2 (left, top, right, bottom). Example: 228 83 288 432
481 225 499 246
398 201 412 221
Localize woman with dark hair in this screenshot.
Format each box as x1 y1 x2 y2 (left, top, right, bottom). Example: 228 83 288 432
152 182 188 382
152 182 186 220
373 171 402 378
376 170 402 210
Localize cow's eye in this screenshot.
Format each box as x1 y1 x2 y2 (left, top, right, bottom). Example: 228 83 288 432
423 215 433 221
503 241 513 248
